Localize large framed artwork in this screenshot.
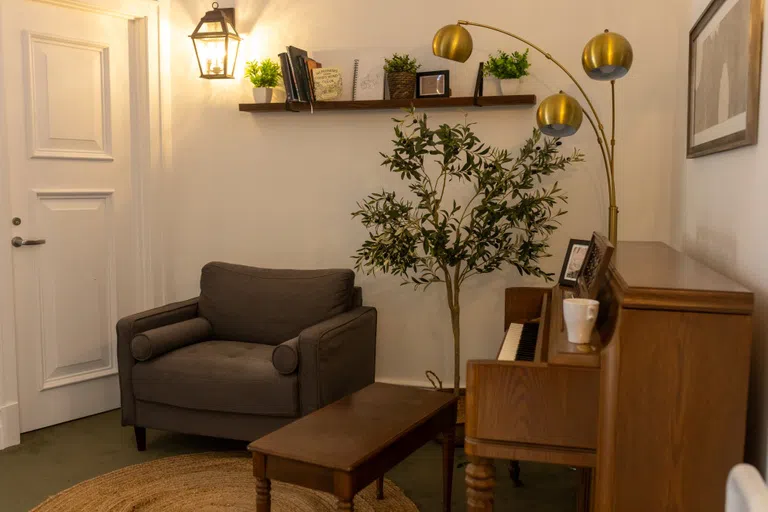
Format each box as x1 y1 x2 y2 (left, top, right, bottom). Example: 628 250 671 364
687 0 764 158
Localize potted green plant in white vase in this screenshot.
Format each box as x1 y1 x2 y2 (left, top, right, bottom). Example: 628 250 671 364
484 49 531 95
245 58 282 103
384 53 421 99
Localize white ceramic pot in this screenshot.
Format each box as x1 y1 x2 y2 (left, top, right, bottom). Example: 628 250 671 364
252 87 273 104
499 78 523 95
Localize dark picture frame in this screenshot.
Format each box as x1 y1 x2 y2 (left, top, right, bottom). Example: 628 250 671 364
576 233 615 300
687 0 764 158
559 239 591 287
416 70 450 98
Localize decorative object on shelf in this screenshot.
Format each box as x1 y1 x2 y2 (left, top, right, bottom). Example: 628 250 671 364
416 70 450 98
352 109 583 398
383 54 421 99
190 2 241 79
484 49 531 95
312 68 343 101
576 232 614 299
433 21 633 245
687 0 764 158
244 58 281 103
559 238 591 287
353 58 386 101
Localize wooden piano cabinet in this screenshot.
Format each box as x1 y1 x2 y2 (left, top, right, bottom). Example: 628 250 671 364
466 242 753 512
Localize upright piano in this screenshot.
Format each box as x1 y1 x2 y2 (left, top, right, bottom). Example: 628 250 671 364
465 242 753 511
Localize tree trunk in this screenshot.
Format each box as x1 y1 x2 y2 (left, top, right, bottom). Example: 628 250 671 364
449 304 461 397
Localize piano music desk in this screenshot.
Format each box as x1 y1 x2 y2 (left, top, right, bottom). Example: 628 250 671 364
464 242 753 512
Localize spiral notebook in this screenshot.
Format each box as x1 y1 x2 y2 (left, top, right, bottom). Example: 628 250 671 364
312 50 388 101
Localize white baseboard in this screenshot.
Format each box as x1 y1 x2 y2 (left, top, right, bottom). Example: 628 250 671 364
0 401 20 450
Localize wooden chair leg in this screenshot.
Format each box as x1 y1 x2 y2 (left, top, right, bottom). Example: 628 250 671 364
442 427 455 512
256 477 271 512
376 476 384 499
508 460 522 487
134 426 146 452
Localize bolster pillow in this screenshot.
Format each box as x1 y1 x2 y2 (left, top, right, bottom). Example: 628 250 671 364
272 337 299 375
131 317 213 362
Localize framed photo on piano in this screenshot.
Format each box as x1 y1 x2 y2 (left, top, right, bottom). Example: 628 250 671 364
559 239 591 287
576 232 615 299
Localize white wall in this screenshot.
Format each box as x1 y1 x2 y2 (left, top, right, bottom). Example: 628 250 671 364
167 0 687 387
681 0 768 475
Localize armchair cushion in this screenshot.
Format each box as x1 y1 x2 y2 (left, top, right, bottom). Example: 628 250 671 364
130 317 213 362
272 337 299 375
132 340 298 417
199 262 355 345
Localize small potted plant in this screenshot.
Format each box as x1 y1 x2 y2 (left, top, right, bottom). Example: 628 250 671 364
383 53 421 99
483 49 531 95
245 58 282 103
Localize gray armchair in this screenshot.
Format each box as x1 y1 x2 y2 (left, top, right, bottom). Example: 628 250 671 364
117 262 377 450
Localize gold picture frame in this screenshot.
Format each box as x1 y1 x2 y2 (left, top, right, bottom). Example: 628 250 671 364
687 0 765 158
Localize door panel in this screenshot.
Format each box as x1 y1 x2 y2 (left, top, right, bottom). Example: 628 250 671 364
3 1 138 432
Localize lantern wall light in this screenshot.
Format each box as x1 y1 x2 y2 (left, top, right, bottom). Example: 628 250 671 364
433 22 633 245
190 2 241 79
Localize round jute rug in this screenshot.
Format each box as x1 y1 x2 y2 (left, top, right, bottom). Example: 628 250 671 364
31 452 418 512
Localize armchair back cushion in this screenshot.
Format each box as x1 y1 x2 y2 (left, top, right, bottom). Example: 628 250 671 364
199 262 355 345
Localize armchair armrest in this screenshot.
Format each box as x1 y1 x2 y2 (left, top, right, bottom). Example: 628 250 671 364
297 306 377 414
131 317 212 362
116 298 200 425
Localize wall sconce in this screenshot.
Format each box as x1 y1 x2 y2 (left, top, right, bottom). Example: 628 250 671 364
190 2 241 79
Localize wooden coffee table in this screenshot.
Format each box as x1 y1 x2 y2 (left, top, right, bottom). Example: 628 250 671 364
248 383 458 511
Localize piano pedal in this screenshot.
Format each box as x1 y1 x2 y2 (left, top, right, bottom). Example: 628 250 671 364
509 460 523 487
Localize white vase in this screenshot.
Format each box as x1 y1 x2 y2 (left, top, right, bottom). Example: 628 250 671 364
252 87 273 104
499 78 523 95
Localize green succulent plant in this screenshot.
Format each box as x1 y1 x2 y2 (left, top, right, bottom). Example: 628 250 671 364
383 53 421 74
244 58 282 88
484 49 531 79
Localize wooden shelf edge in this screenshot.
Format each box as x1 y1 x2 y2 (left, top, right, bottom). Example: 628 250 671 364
239 95 537 113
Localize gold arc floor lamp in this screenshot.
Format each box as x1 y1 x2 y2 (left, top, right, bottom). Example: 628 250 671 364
433 21 633 245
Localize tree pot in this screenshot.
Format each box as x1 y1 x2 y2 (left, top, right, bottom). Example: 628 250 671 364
252 87 274 104
484 77 525 96
387 72 416 99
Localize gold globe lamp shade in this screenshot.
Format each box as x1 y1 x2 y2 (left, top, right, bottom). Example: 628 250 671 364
536 93 584 137
432 24 474 63
582 31 633 81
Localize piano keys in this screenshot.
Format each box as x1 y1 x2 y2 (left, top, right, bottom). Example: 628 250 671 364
497 322 539 362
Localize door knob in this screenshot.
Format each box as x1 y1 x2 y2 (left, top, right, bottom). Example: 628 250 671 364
11 236 46 248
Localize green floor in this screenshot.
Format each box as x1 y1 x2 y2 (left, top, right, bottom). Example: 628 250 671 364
0 410 578 511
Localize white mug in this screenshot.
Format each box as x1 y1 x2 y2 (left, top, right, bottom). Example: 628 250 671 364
563 298 599 344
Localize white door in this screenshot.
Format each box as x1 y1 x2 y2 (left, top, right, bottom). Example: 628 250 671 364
1 1 141 432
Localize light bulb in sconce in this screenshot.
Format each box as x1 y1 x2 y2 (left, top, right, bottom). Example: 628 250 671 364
190 2 241 79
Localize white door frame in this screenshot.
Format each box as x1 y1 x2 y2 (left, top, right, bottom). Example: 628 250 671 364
0 0 171 450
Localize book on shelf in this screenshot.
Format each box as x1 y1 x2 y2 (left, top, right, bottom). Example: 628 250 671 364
303 57 322 102
287 46 311 102
278 52 296 102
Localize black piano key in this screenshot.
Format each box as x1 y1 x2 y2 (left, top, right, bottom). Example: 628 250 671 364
515 322 539 362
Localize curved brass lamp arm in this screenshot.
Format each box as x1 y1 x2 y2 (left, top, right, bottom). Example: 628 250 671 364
457 20 612 153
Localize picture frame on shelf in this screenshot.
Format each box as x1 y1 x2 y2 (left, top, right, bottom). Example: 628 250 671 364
687 0 764 158
559 239 591 287
416 70 450 98
576 232 615 300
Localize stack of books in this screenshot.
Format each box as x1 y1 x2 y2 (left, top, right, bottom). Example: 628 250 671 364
279 46 321 103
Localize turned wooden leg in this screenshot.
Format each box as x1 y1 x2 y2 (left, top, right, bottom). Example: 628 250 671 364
256 477 271 512
376 476 384 499
442 427 455 512
465 457 495 512
337 499 354 511
134 426 146 452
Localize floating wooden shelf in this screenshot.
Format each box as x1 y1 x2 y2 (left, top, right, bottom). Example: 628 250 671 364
239 95 537 113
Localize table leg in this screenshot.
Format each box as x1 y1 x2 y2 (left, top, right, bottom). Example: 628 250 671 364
465 457 495 512
576 468 594 512
442 427 455 512
337 499 354 511
376 476 384 500
256 477 271 512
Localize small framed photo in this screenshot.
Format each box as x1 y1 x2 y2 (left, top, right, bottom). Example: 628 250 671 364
559 239 591 287
576 232 615 299
416 70 450 98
